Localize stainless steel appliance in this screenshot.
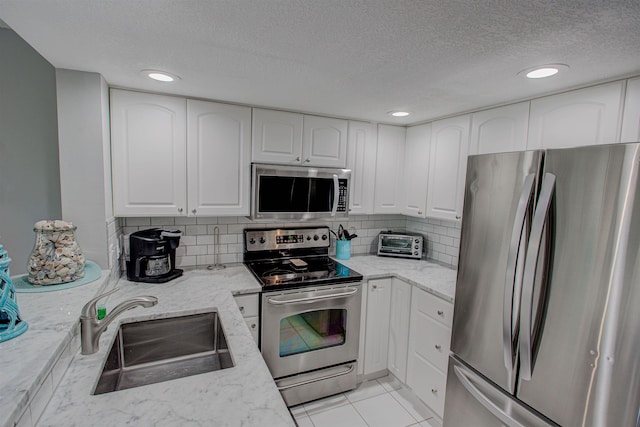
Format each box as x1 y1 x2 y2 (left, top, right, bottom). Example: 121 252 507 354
126 228 183 283
444 142 640 426
251 164 350 221
243 227 363 407
377 231 424 259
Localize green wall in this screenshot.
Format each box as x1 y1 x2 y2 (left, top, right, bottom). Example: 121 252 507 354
0 28 61 275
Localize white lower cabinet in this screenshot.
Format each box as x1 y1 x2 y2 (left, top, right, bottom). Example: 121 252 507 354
387 278 411 383
406 287 453 419
362 278 391 375
234 293 259 344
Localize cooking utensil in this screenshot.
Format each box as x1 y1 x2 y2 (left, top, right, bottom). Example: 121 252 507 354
337 224 344 240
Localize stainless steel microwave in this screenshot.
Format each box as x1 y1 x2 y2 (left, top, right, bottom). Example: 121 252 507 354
251 164 350 220
377 232 424 259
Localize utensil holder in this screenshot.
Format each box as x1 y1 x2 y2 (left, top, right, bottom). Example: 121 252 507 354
336 240 351 260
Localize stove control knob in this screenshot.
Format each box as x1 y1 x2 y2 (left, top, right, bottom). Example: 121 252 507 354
313 235 319 241
321 234 328 240
259 237 266 244
249 238 256 245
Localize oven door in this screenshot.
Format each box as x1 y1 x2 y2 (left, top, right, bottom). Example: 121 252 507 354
261 283 361 379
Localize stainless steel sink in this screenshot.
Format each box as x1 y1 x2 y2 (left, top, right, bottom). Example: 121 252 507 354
93 311 234 395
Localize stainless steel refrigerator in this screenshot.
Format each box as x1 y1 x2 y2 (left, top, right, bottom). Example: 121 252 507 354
443 142 640 427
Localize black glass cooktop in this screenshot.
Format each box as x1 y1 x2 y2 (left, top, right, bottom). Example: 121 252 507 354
245 256 363 291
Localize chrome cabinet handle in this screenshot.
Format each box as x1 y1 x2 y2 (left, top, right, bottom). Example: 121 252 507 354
431 388 438 394
250 323 256 329
435 344 442 350
239 306 245 312
304 158 310 163
455 215 461 219
178 208 183 213
371 284 377 289
192 209 197 214
295 156 300 162
437 310 444 316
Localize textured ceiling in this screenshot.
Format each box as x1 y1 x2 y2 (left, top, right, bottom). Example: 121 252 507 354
1 0 639 124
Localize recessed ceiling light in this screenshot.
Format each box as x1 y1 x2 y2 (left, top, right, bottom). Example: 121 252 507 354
389 111 410 117
142 69 180 82
519 64 568 79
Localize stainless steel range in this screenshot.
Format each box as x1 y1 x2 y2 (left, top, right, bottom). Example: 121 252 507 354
243 226 363 407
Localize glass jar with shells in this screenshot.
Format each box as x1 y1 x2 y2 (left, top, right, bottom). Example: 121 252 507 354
27 220 86 285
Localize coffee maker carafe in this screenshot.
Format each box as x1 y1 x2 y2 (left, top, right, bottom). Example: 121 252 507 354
126 228 183 283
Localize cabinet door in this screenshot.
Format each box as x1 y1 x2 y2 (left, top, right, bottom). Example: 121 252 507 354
187 100 251 216
251 108 303 164
387 278 412 383
364 278 392 376
111 89 187 216
402 123 431 218
426 115 470 221
347 121 378 214
373 125 406 214
621 77 640 142
469 102 529 155
527 81 624 149
302 115 348 167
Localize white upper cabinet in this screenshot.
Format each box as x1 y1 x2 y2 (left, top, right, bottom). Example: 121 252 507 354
621 77 640 142
527 81 624 149
111 90 187 216
186 100 251 216
347 121 378 214
469 102 530 155
302 115 348 167
252 108 303 164
402 123 431 218
426 115 470 221
374 124 406 214
251 109 347 167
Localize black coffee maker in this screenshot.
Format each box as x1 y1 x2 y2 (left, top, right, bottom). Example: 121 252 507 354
126 228 183 283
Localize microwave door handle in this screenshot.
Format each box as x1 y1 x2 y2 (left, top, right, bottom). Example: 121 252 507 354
520 173 556 381
330 174 339 217
503 174 535 378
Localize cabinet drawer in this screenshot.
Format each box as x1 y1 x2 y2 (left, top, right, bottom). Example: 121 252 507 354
414 288 453 327
234 294 259 318
413 314 451 372
409 356 447 418
244 316 259 344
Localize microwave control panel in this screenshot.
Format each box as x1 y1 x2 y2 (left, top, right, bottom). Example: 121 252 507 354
337 179 348 212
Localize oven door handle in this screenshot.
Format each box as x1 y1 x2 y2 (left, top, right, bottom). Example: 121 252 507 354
277 364 355 391
266 287 358 305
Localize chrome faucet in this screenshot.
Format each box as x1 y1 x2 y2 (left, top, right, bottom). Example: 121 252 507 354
80 287 158 355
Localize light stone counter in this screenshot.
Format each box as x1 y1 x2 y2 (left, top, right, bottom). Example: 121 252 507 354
2 265 293 427
334 255 457 302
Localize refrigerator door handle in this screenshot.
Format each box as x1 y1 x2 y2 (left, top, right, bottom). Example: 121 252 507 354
520 173 556 381
454 364 529 427
503 174 536 374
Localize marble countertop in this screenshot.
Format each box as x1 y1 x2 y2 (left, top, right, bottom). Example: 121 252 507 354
1 256 456 427
336 255 457 302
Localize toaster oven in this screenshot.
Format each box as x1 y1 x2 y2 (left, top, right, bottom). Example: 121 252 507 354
377 232 424 259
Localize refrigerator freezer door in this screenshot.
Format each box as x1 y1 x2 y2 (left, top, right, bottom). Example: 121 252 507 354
451 150 541 394
443 356 556 427
517 143 640 426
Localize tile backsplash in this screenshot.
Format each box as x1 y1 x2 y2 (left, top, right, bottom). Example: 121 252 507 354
119 214 461 271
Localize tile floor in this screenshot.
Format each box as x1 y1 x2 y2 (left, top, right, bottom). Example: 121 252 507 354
289 375 441 427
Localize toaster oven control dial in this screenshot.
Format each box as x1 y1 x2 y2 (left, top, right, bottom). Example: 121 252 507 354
259 237 266 244
249 238 256 245
415 238 420 243
313 235 319 241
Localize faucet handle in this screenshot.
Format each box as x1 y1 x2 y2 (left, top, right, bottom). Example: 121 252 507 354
81 287 119 319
